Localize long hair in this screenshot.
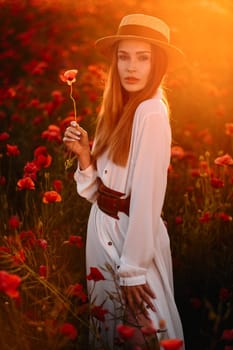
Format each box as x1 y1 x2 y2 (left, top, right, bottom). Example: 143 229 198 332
92 44 168 167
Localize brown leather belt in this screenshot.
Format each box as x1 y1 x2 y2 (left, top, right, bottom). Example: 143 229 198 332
97 177 130 219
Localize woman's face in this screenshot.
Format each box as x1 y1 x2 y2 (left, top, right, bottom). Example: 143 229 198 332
117 39 152 94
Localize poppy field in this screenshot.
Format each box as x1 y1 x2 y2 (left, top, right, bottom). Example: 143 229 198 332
0 0 233 349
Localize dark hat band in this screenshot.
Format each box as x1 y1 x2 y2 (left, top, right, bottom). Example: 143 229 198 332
117 24 169 43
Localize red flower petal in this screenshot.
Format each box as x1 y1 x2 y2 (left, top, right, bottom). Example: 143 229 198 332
86 267 105 281
0 270 21 298
42 191 62 203
160 338 184 350
117 324 136 340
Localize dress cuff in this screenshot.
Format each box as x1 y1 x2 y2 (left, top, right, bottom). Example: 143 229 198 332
74 164 95 182
119 274 146 286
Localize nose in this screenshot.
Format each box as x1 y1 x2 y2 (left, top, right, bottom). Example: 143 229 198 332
127 58 136 72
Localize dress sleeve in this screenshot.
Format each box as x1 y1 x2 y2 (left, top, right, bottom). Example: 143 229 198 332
73 163 98 203
118 103 171 286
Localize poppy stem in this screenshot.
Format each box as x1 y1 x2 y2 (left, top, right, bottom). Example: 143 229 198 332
69 83 77 122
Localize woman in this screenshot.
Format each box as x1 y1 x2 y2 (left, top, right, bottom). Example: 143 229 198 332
63 13 185 349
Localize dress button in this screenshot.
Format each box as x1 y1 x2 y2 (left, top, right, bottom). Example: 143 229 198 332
104 169 108 174
108 241 112 246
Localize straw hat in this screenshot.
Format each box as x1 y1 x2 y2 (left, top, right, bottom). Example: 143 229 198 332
95 14 185 70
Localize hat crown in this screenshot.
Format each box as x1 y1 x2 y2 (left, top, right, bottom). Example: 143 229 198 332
119 14 170 42
95 13 184 71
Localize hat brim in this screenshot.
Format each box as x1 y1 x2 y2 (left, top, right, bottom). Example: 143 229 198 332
95 35 185 71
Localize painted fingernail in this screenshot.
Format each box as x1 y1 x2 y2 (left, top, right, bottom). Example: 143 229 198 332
71 121 78 127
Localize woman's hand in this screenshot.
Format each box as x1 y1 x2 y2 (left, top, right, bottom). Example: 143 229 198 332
121 283 156 319
63 121 91 170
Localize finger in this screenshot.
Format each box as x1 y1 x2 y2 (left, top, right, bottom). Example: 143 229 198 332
68 126 81 136
132 287 145 306
141 294 156 312
140 287 156 312
123 287 139 311
63 135 80 143
127 293 135 312
135 299 149 319
70 121 79 127
64 128 81 141
130 286 155 313
63 137 76 143
132 292 151 316
125 288 149 318
76 126 88 138
143 283 156 299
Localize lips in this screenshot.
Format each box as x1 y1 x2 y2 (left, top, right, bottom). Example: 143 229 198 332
124 77 139 83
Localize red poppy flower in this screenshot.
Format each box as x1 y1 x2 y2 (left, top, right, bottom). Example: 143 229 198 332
42 190 62 203
19 230 36 248
210 177 224 189
68 235 84 248
8 215 20 229
28 98 40 108
217 212 232 222
0 270 21 298
190 168 201 177
6 144 20 156
0 132 10 142
86 267 105 281
34 146 52 169
0 176 6 186
35 153 52 169
60 69 78 86
41 124 62 143
52 179 63 193
175 216 183 225
24 60 48 75
23 161 39 180
17 177 35 190
91 305 108 322
13 249 26 265
117 324 136 340
59 323 78 340
171 146 185 159
225 123 233 136
36 239 48 249
199 212 212 223
197 129 213 145
160 338 184 350
0 108 6 119
51 90 65 106
39 265 48 278
199 160 210 174
214 154 233 166
66 283 87 303
222 329 233 341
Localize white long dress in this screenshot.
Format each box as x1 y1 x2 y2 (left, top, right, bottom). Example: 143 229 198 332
74 90 184 349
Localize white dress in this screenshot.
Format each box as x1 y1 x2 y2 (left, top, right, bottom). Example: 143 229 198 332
74 90 184 349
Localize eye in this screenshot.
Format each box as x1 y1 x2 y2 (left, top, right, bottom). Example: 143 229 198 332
138 54 150 61
118 54 129 61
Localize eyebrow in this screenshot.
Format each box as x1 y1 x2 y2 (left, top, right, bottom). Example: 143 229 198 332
117 50 152 54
